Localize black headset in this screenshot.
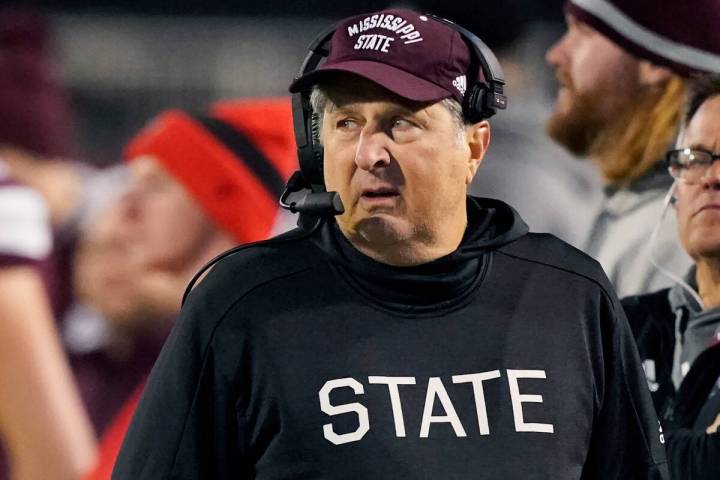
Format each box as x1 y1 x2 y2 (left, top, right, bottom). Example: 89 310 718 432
279 13 508 217
184 14 508 305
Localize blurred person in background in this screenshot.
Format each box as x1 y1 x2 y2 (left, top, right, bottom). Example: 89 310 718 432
469 37 599 248
72 98 298 479
623 76 720 480
0 5 84 320
546 0 720 297
0 161 97 480
0 6 98 479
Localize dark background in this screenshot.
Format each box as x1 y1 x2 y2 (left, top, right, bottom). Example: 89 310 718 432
27 0 566 49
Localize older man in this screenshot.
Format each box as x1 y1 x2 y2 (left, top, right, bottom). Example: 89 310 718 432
623 76 720 480
114 9 667 479
546 0 720 297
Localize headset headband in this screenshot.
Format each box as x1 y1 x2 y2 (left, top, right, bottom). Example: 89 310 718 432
427 14 507 115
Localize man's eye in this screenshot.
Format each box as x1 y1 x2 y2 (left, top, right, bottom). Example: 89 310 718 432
570 19 594 36
337 119 359 130
392 118 414 130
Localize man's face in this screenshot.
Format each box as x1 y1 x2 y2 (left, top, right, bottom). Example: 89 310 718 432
320 76 482 252
675 95 720 260
74 201 157 331
545 14 640 155
120 155 218 272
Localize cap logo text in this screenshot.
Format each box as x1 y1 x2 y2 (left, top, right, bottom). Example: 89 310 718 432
347 14 424 46
354 34 395 52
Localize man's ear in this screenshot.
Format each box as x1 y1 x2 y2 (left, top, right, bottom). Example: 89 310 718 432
638 61 673 87
466 120 491 185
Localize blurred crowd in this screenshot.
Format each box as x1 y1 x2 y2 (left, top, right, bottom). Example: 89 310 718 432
0 1 719 479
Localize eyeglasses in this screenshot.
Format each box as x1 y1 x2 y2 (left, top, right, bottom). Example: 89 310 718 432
666 147 720 183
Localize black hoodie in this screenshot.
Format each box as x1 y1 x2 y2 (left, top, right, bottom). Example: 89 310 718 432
622 286 720 480
113 196 668 479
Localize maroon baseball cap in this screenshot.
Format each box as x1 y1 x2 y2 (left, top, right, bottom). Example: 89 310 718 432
289 9 483 103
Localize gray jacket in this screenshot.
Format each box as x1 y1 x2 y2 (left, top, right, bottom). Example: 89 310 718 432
668 271 720 390
584 165 692 298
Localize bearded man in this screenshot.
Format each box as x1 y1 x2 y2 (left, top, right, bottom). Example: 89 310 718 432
546 0 720 296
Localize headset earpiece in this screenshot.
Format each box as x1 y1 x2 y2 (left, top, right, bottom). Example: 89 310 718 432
464 81 508 122
463 84 490 123
429 14 507 123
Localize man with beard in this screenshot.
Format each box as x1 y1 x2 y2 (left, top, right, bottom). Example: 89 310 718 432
546 0 720 297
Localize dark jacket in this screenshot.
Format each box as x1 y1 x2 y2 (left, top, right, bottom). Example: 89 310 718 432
623 289 720 480
113 197 668 479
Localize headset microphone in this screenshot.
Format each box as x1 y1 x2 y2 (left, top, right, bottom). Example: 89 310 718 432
278 24 343 220
279 171 344 215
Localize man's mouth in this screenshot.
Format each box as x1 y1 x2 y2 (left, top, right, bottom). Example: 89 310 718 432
361 188 399 198
555 70 572 89
697 203 720 215
360 188 400 206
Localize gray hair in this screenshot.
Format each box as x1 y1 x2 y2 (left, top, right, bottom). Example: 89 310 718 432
309 85 468 145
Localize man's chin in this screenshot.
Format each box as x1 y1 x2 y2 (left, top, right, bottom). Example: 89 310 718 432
546 108 593 157
354 214 410 246
546 89 607 157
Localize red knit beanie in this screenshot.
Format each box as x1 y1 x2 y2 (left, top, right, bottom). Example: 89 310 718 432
123 97 298 244
565 0 720 76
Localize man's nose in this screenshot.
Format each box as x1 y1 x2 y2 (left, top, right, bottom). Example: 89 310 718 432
117 189 143 221
545 33 567 67
701 159 720 189
354 129 391 172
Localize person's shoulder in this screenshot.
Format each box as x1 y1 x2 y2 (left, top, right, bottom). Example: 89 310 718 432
496 232 614 296
185 227 324 308
621 288 673 329
217 226 322 273
176 227 325 345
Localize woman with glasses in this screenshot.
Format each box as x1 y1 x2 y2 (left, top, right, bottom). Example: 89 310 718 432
623 75 720 480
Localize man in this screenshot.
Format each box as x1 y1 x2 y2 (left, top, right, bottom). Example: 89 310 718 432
623 76 720 480
114 9 667 479
546 0 720 297
71 98 298 478
110 98 297 319
69 98 296 435
122 97 297 293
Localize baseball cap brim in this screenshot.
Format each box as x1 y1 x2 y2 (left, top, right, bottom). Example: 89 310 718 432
289 60 455 102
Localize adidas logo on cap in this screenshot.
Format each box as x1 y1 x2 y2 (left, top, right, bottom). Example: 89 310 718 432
452 75 466 95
